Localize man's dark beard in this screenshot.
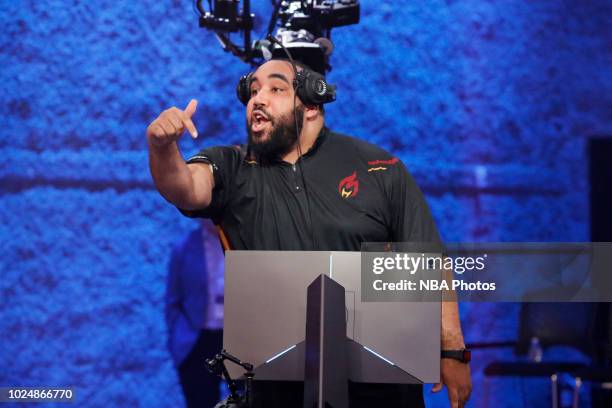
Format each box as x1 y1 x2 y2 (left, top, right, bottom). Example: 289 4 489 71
247 105 305 161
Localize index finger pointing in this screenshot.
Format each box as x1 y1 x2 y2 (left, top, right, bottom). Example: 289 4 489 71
180 111 198 138
184 99 198 118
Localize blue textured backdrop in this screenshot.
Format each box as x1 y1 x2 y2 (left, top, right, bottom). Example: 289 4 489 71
1 0 611 407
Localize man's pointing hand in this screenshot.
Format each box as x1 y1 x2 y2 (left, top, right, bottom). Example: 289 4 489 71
147 99 199 148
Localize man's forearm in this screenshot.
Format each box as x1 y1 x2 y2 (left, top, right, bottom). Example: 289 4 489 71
148 142 198 208
146 100 211 210
441 299 465 349
440 260 466 349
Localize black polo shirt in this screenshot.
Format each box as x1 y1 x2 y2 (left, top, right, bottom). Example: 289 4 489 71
180 127 440 250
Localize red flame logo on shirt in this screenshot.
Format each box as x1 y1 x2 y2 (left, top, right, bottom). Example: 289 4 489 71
338 171 359 198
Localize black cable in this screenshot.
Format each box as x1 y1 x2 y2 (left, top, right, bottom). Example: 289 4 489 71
293 89 317 250
195 0 207 16
267 35 317 250
294 95 317 250
192 0 200 16
265 2 282 38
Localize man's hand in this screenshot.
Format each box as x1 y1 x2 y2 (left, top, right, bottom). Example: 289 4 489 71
432 358 472 408
147 99 198 148
146 98 213 210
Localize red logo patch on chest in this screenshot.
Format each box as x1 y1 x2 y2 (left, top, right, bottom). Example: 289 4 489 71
338 171 359 198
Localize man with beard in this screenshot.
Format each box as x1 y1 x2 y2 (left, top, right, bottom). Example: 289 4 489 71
147 58 471 407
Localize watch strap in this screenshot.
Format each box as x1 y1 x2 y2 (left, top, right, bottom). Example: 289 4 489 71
441 349 471 363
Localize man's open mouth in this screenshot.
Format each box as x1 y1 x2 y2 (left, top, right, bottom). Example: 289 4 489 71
251 110 271 133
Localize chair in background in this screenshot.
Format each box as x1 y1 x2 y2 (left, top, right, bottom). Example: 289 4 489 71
483 302 598 408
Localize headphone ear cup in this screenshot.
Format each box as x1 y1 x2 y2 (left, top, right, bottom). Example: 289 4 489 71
296 70 336 105
236 73 252 106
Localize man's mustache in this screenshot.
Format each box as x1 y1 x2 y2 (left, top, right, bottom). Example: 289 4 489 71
250 107 275 124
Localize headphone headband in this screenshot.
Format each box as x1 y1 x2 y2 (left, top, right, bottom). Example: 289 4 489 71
237 37 336 105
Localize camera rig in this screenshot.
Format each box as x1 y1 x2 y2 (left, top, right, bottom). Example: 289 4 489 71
196 0 360 73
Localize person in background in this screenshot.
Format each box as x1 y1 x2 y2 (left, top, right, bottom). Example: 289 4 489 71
165 219 226 408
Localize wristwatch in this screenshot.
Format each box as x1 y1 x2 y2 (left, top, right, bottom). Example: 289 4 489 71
441 349 471 363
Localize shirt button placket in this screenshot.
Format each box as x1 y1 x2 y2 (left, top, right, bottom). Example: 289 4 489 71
292 163 301 193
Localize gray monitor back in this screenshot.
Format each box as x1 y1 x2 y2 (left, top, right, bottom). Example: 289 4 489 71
223 251 440 383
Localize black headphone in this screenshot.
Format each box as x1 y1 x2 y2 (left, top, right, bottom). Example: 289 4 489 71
236 38 336 106
237 68 335 106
